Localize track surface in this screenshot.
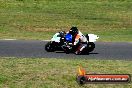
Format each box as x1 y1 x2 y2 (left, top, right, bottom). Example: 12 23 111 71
0 40 132 60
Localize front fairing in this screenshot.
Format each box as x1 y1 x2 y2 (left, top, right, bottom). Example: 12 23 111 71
51 33 61 42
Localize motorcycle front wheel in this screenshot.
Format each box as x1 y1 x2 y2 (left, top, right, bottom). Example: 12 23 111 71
45 42 55 52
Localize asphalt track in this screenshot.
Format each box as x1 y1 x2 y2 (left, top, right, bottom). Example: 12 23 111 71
0 40 132 60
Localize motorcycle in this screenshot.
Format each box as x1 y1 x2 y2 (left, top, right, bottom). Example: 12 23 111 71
45 31 99 54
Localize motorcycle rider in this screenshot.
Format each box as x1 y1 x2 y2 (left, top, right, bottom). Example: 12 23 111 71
67 26 88 54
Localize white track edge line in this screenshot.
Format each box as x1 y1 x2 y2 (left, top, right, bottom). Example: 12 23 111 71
0 39 17 40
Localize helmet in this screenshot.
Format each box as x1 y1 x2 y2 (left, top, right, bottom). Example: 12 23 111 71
59 31 66 37
69 26 78 36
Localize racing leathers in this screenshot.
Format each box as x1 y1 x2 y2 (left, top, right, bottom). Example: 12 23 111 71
72 31 88 54
73 31 87 45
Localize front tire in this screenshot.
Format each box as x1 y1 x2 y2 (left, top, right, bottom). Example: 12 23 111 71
45 42 55 52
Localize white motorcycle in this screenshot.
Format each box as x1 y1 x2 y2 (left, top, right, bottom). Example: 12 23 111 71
45 31 99 54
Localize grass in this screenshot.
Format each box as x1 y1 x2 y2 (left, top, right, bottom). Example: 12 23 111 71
0 57 131 88
0 0 132 41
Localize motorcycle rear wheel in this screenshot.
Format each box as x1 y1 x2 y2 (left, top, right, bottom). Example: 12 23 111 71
87 42 95 52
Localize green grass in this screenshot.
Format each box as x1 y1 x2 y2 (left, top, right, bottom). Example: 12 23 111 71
0 58 131 88
0 0 132 41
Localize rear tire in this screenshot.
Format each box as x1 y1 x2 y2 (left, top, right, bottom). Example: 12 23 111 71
45 42 55 52
87 42 95 52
